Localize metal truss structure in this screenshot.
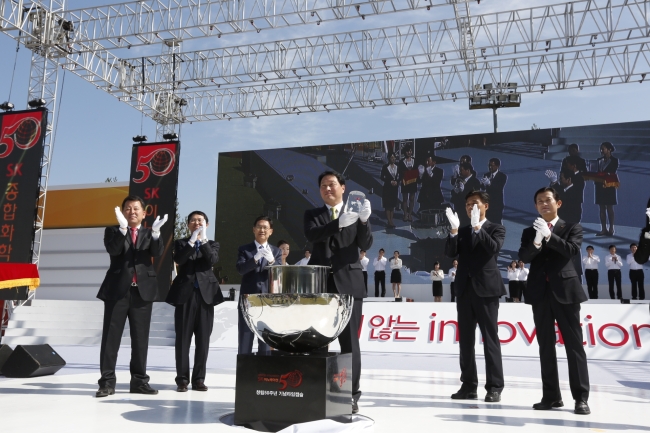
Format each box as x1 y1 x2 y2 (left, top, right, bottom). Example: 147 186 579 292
0 0 649 298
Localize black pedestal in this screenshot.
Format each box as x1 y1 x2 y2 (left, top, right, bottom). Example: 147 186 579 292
234 352 352 432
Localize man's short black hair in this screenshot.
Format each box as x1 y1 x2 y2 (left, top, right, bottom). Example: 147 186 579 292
187 210 209 224
465 190 490 204
360 250 366 253
460 154 472 163
560 169 574 182
394 250 400 255
564 155 582 168
318 170 345 187
305 249 311 253
534 187 560 203
586 245 594 250
122 195 145 210
608 244 616 250
630 243 638 248
568 143 580 151
379 248 385 252
459 161 474 172
253 215 273 229
489 158 501 167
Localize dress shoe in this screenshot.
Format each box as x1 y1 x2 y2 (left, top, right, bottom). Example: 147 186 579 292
352 400 359 414
192 382 208 391
574 400 591 415
130 383 158 395
177 384 188 392
533 399 564 410
484 391 501 402
451 389 478 400
95 387 115 398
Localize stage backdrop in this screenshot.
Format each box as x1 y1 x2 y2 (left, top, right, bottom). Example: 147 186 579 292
0 108 47 263
207 302 650 362
129 141 180 301
216 119 650 293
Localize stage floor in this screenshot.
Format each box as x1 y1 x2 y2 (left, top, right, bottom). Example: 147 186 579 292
1 346 648 432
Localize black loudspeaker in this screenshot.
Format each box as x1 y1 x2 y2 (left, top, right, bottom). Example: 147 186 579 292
0 344 13 373
1 344 65 378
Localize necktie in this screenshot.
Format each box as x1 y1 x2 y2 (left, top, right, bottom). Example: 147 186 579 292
130 227 137 284
331 207 338 220
194 241 201 289
548 222 553 231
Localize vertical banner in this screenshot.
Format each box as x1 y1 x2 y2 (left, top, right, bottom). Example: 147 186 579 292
0 108 46 263
129 141 180 301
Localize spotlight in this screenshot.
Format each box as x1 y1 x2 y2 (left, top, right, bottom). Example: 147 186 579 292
132 135 148 143
28 98 46 108
162 133 178 140
0 102 14 111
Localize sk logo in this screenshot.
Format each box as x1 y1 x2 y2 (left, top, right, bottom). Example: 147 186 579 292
133 147 176 183
0 116 41 159
333 368 347 387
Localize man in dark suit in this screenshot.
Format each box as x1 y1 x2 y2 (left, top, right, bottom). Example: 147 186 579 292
236 216 282 355
417 156 445 212
561 143 588 173
634 200 650 265
305 171 373 414
451 162 482 227
480 158 508 224
166 210 224 392
96 196 168 398
444 191 506 403
518 187 590 415
551 169 584 224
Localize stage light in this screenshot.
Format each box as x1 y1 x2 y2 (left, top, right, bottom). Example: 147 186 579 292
28 98 46 108
0 102 14 111
162 133 178 141
132 135 148 143
640 73 646 83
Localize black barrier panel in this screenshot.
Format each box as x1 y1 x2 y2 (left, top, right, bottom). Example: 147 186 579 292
0 108 46 263
129 141 180 301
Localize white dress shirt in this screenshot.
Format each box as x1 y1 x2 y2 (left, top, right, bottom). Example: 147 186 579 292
517 267 529 281
583 255 600 269
507 268 518 281
360 256 369 271
605 254 623 270
373 256 387 271
627 253 644 271
448 267 457 282
325 202 344 219
390 258 402 270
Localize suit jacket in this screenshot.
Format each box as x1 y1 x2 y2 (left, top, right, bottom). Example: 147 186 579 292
304 206 374 298
518 219 587 305
166 238 224 306
553 180 584 224
97 225 164 302
483 171 507 208
236 242 282 295
417 166 444 209
444 221 507 298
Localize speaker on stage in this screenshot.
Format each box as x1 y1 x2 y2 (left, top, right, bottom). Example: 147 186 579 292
0 344 13 373
0 344 65 378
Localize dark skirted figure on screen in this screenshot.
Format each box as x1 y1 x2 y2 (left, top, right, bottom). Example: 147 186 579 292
444 190 506 403
304 170 373 414
235 216 283 355
518 187 591 415
416 156 444 213
166 211 224 392
594 142 619 236
480 158 507 224
450 162 482 228
633 202 650 297
96 196 168 398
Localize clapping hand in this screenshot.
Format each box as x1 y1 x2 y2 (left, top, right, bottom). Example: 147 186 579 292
533 217 552 240
480 176 491 186
358 199 372 223
418 165 425 176
545 170 558 183
646 207 650 220
261 248 275 264
152 214 168 233
115 207 128 229
201 224 208 242
470 204 480 228
189 226 201 244
453 164 460 176
445 207 460 230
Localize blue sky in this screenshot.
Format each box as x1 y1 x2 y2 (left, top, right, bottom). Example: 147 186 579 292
0 0 648 238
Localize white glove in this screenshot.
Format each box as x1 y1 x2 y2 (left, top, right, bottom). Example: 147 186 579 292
453 164 460 176
201 224 208 242
445 207 460 230
254 248 264 262
115 207 128 229
426 166 433 176
534 230 544 245
470 204 480 227
358 199 371 223
262 248 275 264
458 181 465 192
480 176 491 186
189 227 201 244
645 232 650 239
533 217 552 239
646 207 650 220
151 214 168 233
545 170 558 183
339 211 359 228
418 165 425 176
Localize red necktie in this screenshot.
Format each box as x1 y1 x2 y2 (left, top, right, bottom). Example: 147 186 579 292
131 227 137 283
545 223 552 282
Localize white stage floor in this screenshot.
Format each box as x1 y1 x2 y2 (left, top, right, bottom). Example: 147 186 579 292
1 346 649 432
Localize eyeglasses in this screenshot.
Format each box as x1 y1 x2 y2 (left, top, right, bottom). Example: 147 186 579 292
189 219 205 224
254 226 271 231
